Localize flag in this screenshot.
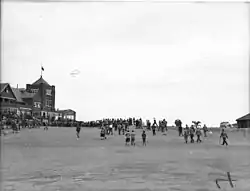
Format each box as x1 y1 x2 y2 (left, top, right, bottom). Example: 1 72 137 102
41 66 44 71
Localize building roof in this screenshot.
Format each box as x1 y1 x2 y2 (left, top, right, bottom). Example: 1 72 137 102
11 88 24 102
11 87 36 101
32 76 50 86
57 109 76 115
0 83 17 100
21 92 37 98
236 113 250 121
0 83 9 93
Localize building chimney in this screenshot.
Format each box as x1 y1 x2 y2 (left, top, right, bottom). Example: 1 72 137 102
17 84 18 89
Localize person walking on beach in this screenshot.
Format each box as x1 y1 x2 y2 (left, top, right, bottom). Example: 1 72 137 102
76 123 81 140
142 130 147 146
220 129 229 146
190 126 195 143
162 119 167 135
100 127 106 140
196 128 202 143
44 121 48 131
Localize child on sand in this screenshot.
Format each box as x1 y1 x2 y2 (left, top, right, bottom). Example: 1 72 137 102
44 122 48 131
100 127 106 140
220 129 228 146
125 130 130 146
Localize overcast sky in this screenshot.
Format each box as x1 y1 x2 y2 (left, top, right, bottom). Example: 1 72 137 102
2 2 249 126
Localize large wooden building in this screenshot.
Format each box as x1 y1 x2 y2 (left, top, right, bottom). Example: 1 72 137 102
0 76 76 121
236 113 250 128
0 83 32 115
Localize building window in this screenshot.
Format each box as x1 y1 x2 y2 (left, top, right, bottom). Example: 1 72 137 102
34 102 41 108
31 89 39 93
46 100 52 107
46 89 52 96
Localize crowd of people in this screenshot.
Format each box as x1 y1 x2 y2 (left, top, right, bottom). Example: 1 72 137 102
0 111 77 136
1 112 230 147
77 117 229 147
0 112 42 136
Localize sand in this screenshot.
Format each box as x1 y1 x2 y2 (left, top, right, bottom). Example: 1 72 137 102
1 127 250 191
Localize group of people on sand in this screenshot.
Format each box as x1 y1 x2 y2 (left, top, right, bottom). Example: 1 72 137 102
182 124 229 146
75 117 230 147
99 124 148 146
183 125 204 143
0 117 42 136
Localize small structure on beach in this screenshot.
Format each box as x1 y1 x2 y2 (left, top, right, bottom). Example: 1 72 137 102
236 113 250 128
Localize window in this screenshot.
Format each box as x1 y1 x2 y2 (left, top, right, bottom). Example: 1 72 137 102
46 89 52 96
46 100 52 107
33 102 41 108
31 89 39 93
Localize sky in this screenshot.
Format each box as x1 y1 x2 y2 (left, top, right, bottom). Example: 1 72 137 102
1 2 249 126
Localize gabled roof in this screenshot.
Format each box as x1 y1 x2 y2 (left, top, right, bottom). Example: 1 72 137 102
32 76 50 86
0 83 9 93
11 88 24 103
236 113 250 121
0 83 17 100
11 87 37 101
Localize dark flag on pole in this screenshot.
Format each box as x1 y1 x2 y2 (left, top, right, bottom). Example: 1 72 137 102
41 65 44 77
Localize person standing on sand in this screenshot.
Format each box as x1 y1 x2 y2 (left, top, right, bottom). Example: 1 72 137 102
109 124 113 136
203 124 208 137
118 123 121 135
147 120 151 131
184 128 189 143
142 130 147 146
131 130 136 146
152 118 158 136
125 130 130 146
122 123 125 135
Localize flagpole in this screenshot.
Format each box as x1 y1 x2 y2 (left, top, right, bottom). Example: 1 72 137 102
41 63 42 77
41 63 43 77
